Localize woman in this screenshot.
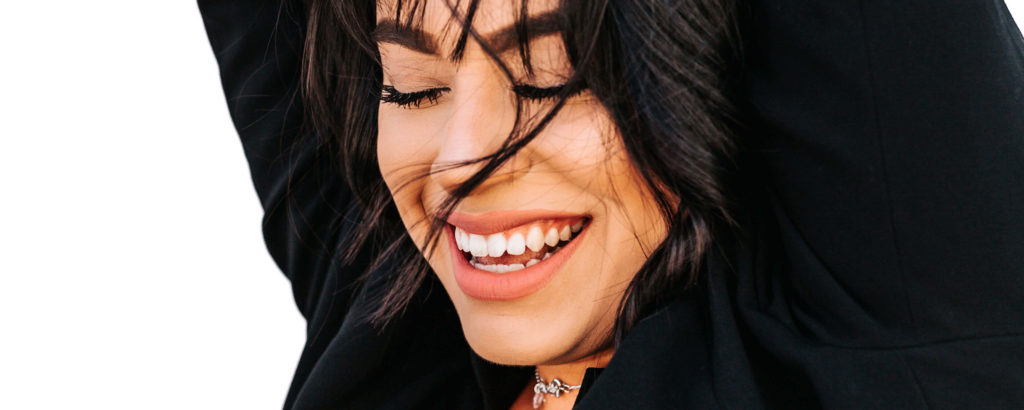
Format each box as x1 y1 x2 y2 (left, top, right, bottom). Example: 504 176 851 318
200 0 1024 408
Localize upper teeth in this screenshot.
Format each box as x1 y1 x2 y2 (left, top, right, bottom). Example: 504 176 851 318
468 232 487 257
507 233 526 255
544 228 559 247
526 226 544 252
486 233 506 257
453 220 585 258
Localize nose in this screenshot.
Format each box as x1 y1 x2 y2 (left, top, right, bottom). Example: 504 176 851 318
430 75 530 195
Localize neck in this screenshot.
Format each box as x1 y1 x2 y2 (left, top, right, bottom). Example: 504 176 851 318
536 348 614 394
511 349 615 410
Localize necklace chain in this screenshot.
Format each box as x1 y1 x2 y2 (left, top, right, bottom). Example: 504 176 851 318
531 369 582 409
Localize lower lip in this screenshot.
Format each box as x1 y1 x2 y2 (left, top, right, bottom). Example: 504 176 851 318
448 224 589 301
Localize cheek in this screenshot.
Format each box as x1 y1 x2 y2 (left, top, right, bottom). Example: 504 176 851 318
376 106 441 235
535 99 643 204
537 99 666 250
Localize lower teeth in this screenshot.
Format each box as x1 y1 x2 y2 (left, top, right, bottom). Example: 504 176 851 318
470 249 558 274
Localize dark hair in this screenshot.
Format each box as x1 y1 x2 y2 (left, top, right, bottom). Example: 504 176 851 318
301 0 741 347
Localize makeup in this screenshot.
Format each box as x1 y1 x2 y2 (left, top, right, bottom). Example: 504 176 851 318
448 212 590 301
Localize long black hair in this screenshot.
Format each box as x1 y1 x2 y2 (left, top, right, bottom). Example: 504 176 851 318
301 0 742 346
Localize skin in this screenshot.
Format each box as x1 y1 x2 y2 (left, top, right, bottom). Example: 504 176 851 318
374 0 667 407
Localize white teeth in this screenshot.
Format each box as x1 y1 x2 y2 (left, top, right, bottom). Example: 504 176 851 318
470 262 528 274
506 233 526 256
454 227 466 251
526 259 540 267
458 219 585 259
476 263 498 273
542 252 552 260
469 234 488 257
486 233 507 257
526 226 545 252
544 228 559 247
559 226 571 241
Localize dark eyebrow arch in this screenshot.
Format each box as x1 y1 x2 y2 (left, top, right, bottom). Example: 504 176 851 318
373 10 563 58
373 20 439 55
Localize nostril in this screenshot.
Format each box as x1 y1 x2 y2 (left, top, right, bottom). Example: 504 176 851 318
430 158 486 194
433 151 534 196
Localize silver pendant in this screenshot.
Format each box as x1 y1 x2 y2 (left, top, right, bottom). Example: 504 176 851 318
532 373 581 409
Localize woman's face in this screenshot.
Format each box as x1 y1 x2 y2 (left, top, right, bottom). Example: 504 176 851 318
376 0 666 366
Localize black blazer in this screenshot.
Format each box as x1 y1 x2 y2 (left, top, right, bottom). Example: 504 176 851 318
199 0 1024 408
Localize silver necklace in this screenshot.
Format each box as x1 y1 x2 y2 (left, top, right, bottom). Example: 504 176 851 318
532 369 582 409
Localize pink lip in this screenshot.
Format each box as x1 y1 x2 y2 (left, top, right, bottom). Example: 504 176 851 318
447 209 587 235
447 221 590 301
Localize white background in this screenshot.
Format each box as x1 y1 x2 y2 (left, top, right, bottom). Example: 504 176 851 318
1 2 1022 409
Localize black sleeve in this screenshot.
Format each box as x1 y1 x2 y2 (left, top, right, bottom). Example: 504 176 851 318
744 0 1024 348
198 0 354 320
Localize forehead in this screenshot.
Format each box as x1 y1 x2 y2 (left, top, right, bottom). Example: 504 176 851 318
376 0 560 52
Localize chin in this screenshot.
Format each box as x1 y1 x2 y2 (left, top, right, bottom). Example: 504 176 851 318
422 209 644 367
454 295 613 367
459 312 571 366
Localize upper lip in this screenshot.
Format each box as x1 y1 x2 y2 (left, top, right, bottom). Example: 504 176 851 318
446 209 588 235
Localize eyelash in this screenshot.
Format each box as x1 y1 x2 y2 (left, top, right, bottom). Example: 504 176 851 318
380 83 584 108
380 85 446 108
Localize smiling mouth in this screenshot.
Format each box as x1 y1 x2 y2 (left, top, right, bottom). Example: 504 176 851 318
452 217 589 273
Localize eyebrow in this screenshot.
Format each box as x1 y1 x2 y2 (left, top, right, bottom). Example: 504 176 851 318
373 10 563 58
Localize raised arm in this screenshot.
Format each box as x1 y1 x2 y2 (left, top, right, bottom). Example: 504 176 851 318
199 0 355 320
745 0 1024 345
726 1 1024 405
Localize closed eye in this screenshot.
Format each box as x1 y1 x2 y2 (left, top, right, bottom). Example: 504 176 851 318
380 82 586 109
380 85 449 108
